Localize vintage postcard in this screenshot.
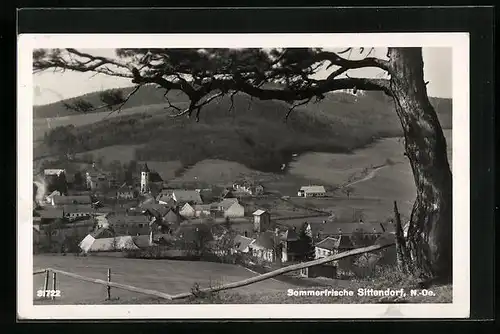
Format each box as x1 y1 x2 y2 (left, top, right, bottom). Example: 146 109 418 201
17 33 470 319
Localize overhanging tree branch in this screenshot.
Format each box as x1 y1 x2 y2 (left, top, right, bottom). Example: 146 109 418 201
33 48 392 123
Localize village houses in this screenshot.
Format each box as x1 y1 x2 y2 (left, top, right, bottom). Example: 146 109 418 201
232 180 265 196
179 203 213 218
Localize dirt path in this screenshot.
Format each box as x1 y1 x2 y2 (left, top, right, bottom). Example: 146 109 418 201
343 165 389 188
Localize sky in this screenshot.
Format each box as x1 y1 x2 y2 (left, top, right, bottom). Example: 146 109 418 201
33 47 452 106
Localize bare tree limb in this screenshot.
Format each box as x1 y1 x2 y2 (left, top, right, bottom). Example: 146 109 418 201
102 85 143 120
284 98 312 121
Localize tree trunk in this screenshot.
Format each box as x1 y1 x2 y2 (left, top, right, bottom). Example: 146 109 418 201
387 48 452 284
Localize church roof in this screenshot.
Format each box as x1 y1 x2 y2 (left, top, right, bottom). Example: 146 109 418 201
141 163 150 173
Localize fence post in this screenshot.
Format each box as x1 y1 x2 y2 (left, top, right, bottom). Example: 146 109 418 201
44 270 49 292
106 268 111 300
51 272 57 300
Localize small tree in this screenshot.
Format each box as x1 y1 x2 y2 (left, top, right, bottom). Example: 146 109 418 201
297 224 315 261
342 186 354 198
74 171 84 189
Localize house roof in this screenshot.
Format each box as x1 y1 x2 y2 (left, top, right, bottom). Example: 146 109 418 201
233 235 255 252
36 208 64 219
175 224 214 243
132 235 152 248
221 188 235 198
218 198 239 211
300 185 326 193
89 236 140 252
164 209 182 224
148 171 163 183
253 209 268 216
157 195 176 206
140 203 170 217
198 189 218 202
107 214 150 225
52 195 92 205
315 237 340 250
172 190 203 204
141 163 150 173
62 204 93 213
253 231 276 250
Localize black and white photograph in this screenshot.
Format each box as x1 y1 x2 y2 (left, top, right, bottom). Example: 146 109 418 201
18 33 470 319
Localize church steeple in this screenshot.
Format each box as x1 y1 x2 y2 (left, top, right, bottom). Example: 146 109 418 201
141 163 150 173
140 163 150 194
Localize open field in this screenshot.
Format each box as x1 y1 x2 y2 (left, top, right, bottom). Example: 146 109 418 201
33 254 293 304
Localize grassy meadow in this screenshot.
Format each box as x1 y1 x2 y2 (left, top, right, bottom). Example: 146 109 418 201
33 254 293 305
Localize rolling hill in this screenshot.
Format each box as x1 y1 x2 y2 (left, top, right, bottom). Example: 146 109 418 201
34 85 452 173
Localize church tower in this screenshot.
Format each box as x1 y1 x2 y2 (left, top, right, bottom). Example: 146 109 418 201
140 163 150 194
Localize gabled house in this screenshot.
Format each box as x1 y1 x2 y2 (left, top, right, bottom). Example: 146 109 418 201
180 203 212 218
217 199 245 218
163 208 182 229
79 227 140 253
107 214 152 236
249 231 280 263
140 203 170 218
156 189 174 203
232 234 256 254
179 203 196 218
253 209 271 233
297 185 326 197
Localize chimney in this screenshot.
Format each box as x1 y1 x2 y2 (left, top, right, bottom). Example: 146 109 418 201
275 227 279 236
